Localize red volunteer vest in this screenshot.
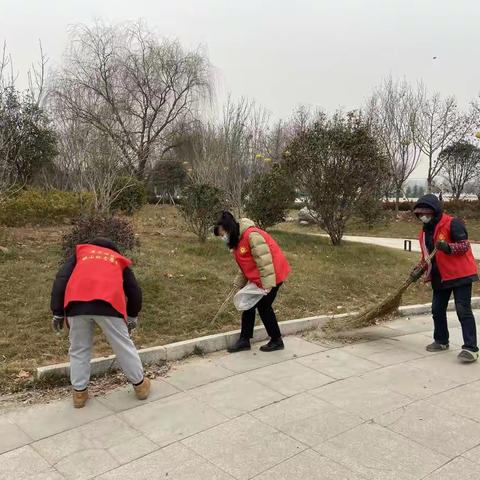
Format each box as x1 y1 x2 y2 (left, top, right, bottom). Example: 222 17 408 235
64 244 132 320
419 214 478 282
234 227 291 288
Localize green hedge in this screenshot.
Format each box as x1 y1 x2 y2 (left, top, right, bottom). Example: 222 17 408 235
0 189 93 227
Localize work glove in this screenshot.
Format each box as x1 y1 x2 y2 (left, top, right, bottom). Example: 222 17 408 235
127 317 138 334
52 315 64 332
435 240 451 254
409 265 425 283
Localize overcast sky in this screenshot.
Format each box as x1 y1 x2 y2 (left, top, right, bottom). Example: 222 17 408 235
1 0 479 179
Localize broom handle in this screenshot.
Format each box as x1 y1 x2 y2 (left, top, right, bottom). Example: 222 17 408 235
405 247 437 288
210 287 236 326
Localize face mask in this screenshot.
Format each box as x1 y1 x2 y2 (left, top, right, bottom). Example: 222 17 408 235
222 234 230 243
419 215 432 224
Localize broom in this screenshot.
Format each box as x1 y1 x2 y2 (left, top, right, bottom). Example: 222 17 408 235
338 248 437 330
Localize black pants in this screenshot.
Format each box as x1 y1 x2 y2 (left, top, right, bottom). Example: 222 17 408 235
432 283 478 352
241 284 282 341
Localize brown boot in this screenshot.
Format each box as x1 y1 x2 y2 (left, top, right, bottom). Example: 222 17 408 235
134 377 151 400
72 389 89 408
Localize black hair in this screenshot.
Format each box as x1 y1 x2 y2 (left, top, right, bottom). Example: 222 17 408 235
214 211 240 249
89 237 121 254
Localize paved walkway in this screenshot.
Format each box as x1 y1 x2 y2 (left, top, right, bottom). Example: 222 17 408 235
2 310 480 479
320 234 480 259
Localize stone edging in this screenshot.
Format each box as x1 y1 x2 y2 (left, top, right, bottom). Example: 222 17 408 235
36 296 480 380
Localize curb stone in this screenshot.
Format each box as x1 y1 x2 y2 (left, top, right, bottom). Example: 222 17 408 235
36 297 480 379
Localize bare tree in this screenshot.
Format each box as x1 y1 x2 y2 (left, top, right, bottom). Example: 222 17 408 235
51 21 211 179
367 77 421 213
186 96 271 215
440 141 480 200
412 84 477 192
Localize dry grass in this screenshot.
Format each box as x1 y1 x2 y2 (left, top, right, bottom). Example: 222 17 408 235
1 204 478 393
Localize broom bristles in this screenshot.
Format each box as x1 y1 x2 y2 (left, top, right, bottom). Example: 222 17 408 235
347 279 411 329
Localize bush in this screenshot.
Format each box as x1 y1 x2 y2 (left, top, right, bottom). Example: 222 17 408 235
62 215 137 258
110 176 147 215
0 188 92 227
180 183 224 242
244 164 296 229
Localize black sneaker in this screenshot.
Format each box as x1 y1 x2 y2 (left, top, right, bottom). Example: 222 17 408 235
227 338 251 353
260 338 285 352
458 349 479 363
426 342 449 352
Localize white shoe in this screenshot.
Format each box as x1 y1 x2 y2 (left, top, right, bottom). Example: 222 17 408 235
458 349 479 363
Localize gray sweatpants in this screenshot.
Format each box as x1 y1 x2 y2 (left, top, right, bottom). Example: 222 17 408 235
68 315 144 390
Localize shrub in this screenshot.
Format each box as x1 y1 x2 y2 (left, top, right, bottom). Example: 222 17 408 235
180 183 224 242
110 176 147 215
0 188 92 227
244 164 296 229
62 215 137 258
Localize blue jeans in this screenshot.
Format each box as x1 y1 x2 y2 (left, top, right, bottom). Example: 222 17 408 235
432 284 478 352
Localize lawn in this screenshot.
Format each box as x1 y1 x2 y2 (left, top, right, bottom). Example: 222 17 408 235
1 204 478 392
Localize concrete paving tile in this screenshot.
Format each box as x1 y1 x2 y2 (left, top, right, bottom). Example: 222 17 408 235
28 471 66 480
342 339 399 357
188 374 284 418
95 378 179 412
214 336 325 374
0 445 51 480
107 434 158 464
164 358 233 390
0 415 32 454
428 380 480 421
119 392 227 446
315 423 448 480
182 414 305 480
281 335 328 355
32 416 157 478
52 449 119 480
386 314 433 334
462 442 480 464
296 349 381 380
96 442 234 480
375 400 480 457
254 449 365 480
252 392 363 447
361 347 424 366
424 457 479 478
385 333 460 355
6 398 112 441
246 360 334 396
360 363 460 399
407 351 480 383
310 376 412 420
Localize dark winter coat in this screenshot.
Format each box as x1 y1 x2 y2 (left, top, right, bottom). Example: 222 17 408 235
50 238 142 319
414 194 478 290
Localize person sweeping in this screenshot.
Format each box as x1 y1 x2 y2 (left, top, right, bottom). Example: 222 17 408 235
214 212 291 353
50 238 150 408
412 194 479 362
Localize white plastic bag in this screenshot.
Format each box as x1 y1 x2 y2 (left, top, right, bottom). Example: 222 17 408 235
233 282 267 311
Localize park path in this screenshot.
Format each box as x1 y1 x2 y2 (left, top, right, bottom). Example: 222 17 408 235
318 233 480 259
2 310 480 479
